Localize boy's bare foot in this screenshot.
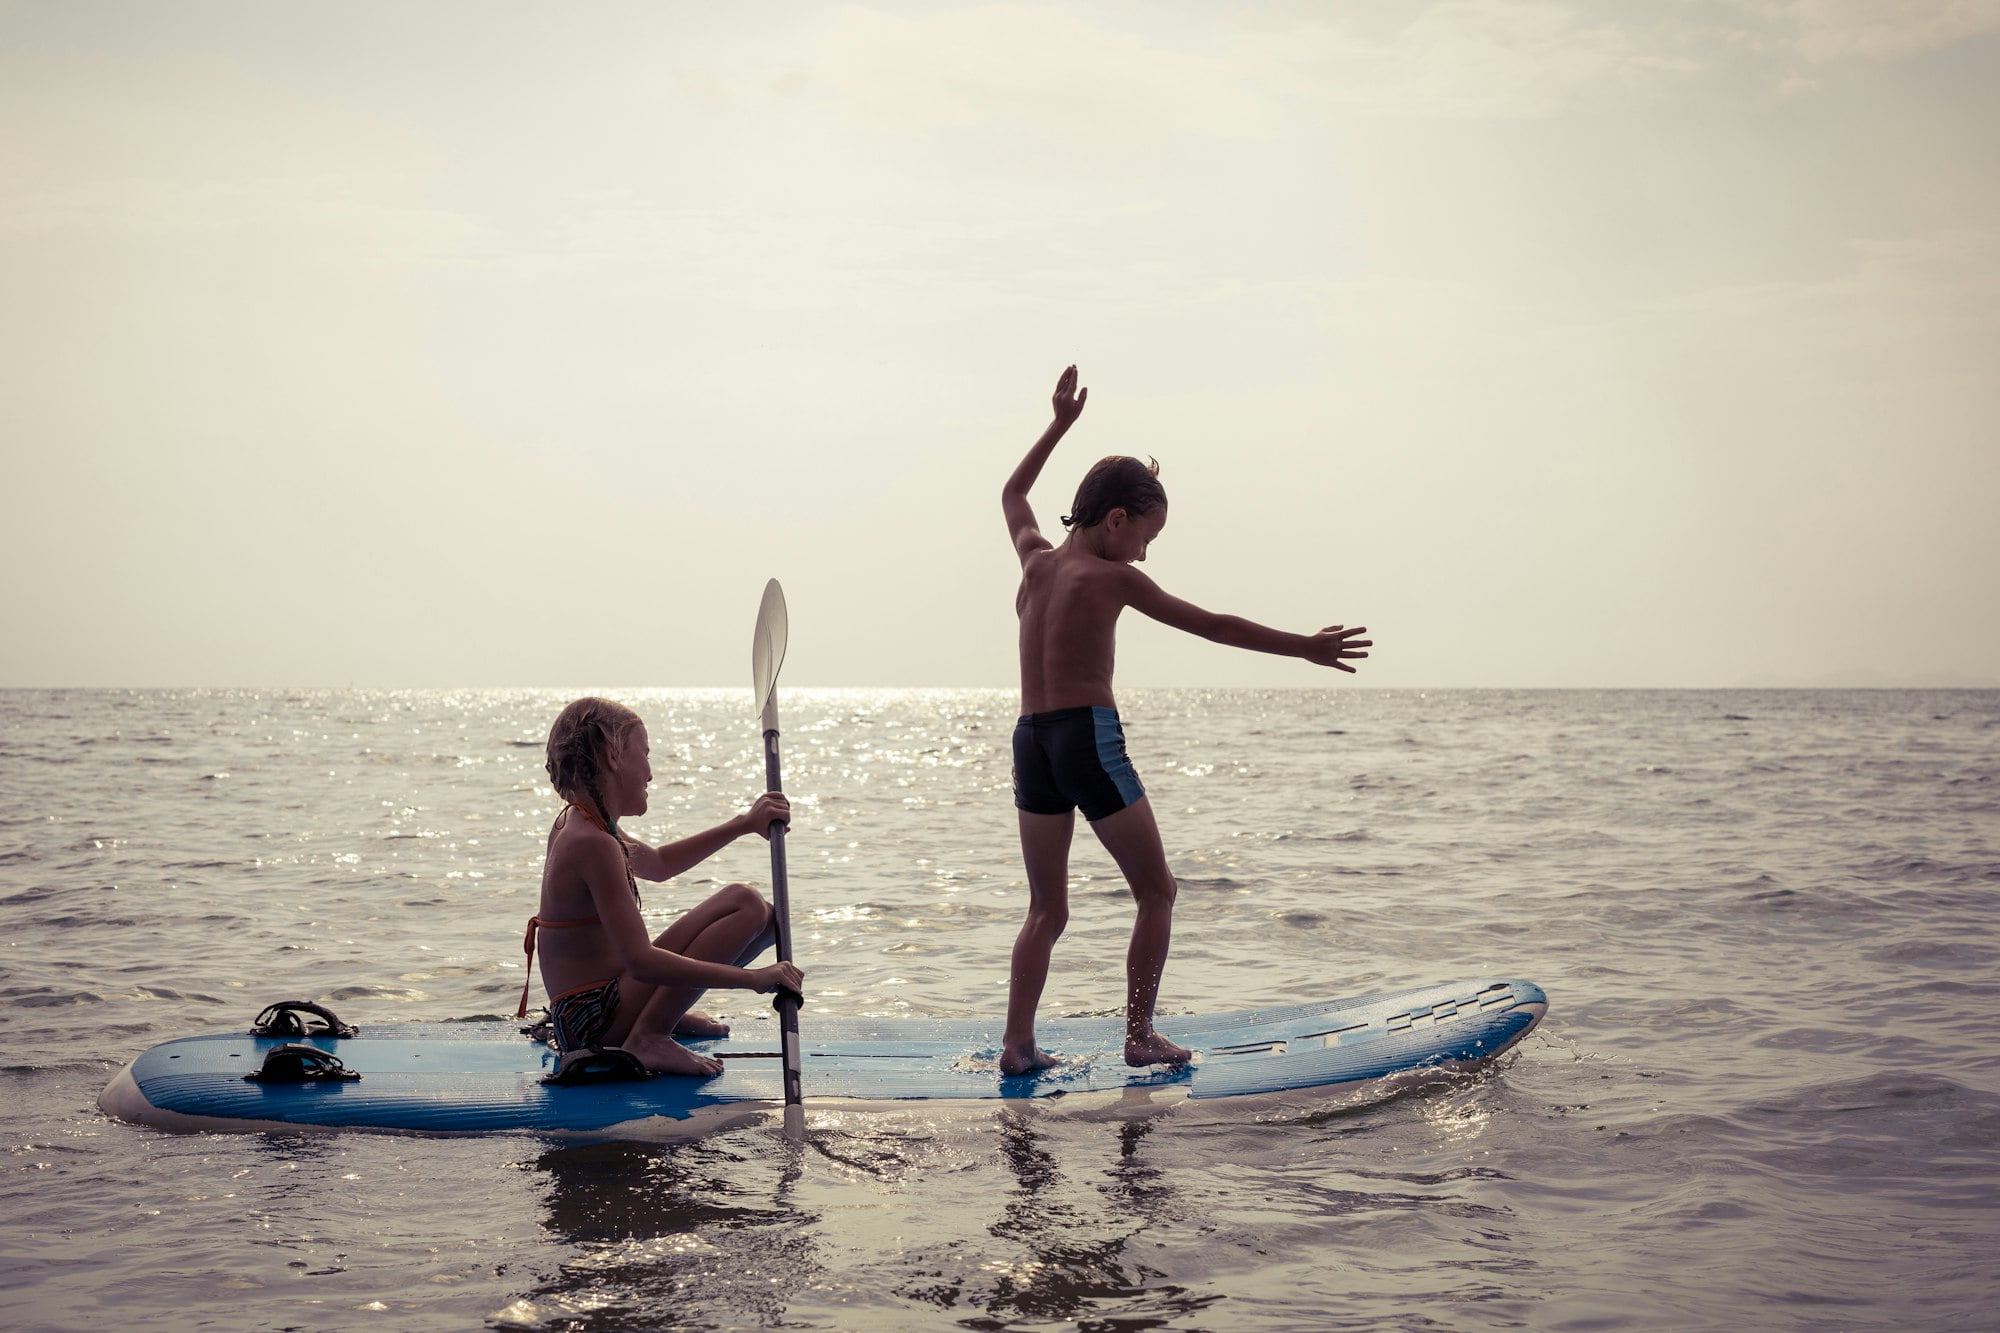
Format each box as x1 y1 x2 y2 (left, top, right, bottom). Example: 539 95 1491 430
674 1011 731 1038
999 1045 1064 1077
1124 1032 1191 1068
625 1033 724 1078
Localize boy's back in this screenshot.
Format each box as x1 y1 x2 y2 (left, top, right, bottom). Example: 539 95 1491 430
1011 427 1172 713
1015 544 1136 714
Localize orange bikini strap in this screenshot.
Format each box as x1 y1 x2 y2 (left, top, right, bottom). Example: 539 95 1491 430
516 911 604 1019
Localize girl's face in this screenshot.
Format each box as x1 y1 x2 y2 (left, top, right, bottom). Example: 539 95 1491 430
604 722 653 818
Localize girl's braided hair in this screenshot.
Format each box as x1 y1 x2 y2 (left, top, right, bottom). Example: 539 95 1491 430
1062 455 1166 531
545 696 641 902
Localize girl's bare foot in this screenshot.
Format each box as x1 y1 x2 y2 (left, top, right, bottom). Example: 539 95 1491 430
999 1045 1064 1077
674 1011 731 1038
1124 1032 1191 1068
626 1033 723 1078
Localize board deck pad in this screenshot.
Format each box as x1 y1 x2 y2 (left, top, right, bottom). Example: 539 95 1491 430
100 978 1546 1136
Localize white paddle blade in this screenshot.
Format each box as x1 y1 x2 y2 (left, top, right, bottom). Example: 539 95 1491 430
752 578 789 734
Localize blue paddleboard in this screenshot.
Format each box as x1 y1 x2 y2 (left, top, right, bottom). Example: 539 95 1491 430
99 978 1546 1136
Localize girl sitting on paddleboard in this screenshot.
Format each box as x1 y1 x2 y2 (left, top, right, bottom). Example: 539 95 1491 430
518 696 803 1077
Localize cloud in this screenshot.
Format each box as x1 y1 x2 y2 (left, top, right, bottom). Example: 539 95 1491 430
1653 225 2000 330
1252 1 2000 114
1785 0 2000 63
797 2 1713 128
808 4 1278 138
0 173 497 264
1229 1 1697 120
1366 1 1689 118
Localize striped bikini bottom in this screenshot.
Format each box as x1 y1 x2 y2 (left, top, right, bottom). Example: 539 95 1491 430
547 978 621 1053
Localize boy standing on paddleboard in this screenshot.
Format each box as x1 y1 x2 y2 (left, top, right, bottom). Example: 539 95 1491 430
999 366 1372 1075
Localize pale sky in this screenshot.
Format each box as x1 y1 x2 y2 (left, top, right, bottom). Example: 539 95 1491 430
3 1 1995 689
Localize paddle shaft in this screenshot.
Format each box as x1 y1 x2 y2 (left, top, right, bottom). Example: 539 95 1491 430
763 728 802 1107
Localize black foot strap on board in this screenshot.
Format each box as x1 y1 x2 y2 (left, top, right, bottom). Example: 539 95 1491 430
244 1043 362 1084
541 1046 653 1087
250 1001 359 1040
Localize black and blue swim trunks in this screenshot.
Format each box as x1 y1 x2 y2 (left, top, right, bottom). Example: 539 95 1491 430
1012 706 1146 822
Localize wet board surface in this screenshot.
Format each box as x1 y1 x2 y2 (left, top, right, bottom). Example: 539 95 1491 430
100 977 1547 1136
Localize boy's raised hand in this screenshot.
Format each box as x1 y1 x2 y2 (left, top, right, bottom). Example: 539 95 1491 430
1305 625 1372 672
1052 364 1087 428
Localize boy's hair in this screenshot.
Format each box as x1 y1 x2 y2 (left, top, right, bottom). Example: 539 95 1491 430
1062 455 1166 531
545 696 642 899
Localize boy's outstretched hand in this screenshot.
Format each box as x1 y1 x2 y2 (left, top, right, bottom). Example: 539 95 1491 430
1052 364 1087 428
1305 625 1372 672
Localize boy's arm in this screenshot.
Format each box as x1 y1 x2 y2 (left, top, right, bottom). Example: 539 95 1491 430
1001 365 1088 565
624 792 788 882
1120 568 1373 672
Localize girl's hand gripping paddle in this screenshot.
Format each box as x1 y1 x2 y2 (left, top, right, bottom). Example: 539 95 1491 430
752 579 803 1113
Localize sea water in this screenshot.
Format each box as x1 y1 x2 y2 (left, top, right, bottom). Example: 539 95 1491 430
1 687 1996 1331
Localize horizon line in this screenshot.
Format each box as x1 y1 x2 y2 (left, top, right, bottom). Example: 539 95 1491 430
4 681 1996 693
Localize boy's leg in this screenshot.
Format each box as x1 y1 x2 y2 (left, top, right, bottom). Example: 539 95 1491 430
1087 796 1191 1067
1001 809 1074 1075
607 882 773 1076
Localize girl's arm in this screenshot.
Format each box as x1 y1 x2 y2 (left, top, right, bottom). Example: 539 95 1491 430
623 792 789 882
574 832 782 991
1121 568 1372 672
1002 365 1088 565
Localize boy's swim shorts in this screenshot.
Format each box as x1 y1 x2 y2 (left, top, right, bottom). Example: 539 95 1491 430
1011 706 1146 822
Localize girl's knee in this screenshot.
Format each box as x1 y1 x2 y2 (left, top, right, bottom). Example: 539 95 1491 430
720 881 767 915
738 882 778 934
725 886 780 969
